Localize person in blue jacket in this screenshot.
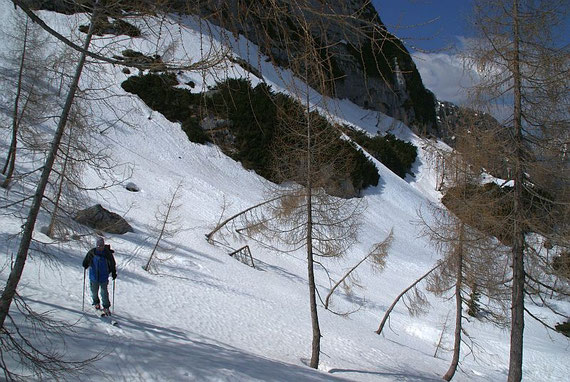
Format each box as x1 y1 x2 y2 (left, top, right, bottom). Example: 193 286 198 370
83 237 117 315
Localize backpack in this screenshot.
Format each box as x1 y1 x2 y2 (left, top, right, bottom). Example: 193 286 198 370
90 249 111 283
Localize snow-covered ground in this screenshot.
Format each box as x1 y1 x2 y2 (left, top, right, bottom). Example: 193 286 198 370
0 1 568 381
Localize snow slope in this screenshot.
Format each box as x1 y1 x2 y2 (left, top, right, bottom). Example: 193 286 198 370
0 2 568 381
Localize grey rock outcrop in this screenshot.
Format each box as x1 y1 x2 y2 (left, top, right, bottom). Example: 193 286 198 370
435 100 510 178
125 182 140 192
75 204 133 234
26 0 438 135
196 0 438 135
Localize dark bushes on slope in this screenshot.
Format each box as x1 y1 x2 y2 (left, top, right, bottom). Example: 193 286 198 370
207 79 277 180
207 79 379 194
120 73 210 144
555 320 570 337
345 127 418 179
121 75 380 195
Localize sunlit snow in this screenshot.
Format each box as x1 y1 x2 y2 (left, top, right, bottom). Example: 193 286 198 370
0 1 567 381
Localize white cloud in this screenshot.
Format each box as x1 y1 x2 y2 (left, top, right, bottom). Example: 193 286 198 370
412 49 513 122
412 51 479 105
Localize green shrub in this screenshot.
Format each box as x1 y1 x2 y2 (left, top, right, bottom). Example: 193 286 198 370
348 143 380 190
121 49 147 59
79 17 141 37
122 73 184 120
122 75 379 195
555 320 570 337
113 19 142 37
345 127 417 179
207 79 277 179
181 118 209 145
206 79 380 194
121 73 208 144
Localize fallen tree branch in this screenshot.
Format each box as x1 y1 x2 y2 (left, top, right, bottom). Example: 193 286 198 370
325 230 393 310
206 195 283 243
376 262 442 335
524 307 557 332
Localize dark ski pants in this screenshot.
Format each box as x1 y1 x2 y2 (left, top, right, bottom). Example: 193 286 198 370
90 280 110 308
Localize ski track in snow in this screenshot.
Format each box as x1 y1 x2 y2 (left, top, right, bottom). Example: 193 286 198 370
0 1 568 381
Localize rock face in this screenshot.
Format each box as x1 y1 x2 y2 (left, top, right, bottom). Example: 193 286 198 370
26 0 438 135
195 0 438 135
75 204 133 234
435 100 510 178
436 100 505 145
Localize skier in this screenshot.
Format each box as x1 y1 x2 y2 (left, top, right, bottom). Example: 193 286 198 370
83 237 117 316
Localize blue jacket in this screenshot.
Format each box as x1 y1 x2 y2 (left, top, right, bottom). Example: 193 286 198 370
83 245 117 283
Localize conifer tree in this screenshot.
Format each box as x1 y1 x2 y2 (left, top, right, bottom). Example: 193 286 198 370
466 1 569 379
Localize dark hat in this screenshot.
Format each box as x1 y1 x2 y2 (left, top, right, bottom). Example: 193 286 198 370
96 237 105 247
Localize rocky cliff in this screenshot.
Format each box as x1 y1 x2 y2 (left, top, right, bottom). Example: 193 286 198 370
196 0 438 135
23 0 438 135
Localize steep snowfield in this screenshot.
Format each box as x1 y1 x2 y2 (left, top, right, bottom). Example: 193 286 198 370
0 2 568 381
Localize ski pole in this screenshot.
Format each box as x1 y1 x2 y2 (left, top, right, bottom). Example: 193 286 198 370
112 279 115 314
82 268 86 311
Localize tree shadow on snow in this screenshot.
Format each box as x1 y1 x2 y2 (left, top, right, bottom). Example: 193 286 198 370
329 367 441 381
62 308 352 381
252 258 307 285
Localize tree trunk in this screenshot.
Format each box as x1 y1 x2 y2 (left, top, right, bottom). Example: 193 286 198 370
324 253 367 309
2 18 29 187
0 5 97 329
508 1 525 381
144 184 180 271
46 123 74 237
443 225 464 381
307 197 321 369
205 195 283 243
305 88 321 369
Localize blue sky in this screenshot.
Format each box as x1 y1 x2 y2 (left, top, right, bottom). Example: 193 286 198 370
371 0 568 111
371 0 476 106
372 0 473 52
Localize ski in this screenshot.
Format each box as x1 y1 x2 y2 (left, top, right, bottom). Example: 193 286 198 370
100 313 118 326
92 306 118 326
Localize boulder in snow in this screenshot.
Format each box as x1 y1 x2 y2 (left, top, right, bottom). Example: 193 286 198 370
74 204 133 234
125 182 140 192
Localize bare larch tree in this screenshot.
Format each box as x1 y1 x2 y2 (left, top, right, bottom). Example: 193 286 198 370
466 1 569 380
